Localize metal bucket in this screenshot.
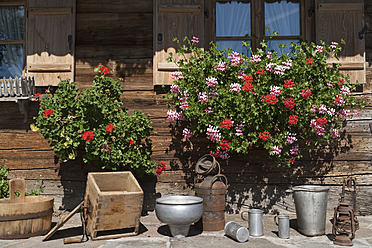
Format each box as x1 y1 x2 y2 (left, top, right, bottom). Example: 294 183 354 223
293 185 329 236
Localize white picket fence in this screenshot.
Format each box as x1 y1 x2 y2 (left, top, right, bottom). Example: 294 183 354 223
0 77 35 98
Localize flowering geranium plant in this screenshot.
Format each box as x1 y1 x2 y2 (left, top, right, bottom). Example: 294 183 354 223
166 36 364 166
32 66 158 176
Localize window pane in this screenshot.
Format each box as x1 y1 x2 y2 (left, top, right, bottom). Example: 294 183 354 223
266 40 299 55
265 0 300 36
0 44 23 77
216 1 251 37
216 40 251 57
0 6 24 40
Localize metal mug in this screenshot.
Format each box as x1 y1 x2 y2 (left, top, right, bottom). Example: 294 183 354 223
241 209 264 237
224 221 249 242
274 215 290 239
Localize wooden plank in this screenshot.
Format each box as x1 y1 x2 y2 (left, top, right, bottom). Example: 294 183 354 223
76 0 153 13
157 62 180 71
158 4 202 13
29 7 72 15
0 0 26 5
27 64 71 72
0 40 24 45
318 3 364 11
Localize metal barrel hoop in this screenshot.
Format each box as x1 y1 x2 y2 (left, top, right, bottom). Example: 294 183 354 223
195 154 217 175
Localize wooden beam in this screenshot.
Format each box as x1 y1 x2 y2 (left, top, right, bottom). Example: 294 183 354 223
318 3 363 11
0 0 26 5
29 7 72 16
158 4 202 13
157 62 180 71
27 64 71 72
0 40 23 45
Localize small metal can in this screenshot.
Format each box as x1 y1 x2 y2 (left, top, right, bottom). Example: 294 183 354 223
224 221 249 242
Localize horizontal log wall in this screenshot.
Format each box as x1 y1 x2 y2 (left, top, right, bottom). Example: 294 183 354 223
0 0 372 215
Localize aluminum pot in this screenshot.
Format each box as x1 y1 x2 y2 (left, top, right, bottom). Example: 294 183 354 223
155 195 203 237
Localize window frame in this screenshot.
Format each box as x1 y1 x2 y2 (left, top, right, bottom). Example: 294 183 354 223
0 0 27 78
210 0 310 53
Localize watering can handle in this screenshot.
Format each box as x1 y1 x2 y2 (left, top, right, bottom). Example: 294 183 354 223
9 179 25 203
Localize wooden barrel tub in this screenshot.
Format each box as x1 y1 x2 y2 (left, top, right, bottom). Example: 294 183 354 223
0 179 54 239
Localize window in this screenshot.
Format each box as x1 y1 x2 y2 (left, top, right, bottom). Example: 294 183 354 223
0 3 25 78
216 1 251 56
215 0 303 55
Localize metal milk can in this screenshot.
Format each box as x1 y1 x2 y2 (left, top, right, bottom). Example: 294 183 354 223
195 174 227 231
224 221 249 242
274 215 290 239
241 209 264 237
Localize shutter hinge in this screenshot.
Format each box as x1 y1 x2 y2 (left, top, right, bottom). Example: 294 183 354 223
308 6 315 17
204 8 209 19
359 23 368 40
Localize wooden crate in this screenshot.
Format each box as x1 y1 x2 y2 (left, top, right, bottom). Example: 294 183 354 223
84 171 144 240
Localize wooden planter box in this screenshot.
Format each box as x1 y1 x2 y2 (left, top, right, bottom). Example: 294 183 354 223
84 171 143 240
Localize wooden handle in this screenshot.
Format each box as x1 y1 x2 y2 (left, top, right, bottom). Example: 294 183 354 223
63 237 82 244
9 179 25 203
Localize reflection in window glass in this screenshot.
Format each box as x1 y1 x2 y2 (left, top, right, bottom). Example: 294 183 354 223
0 45 23 77
265 0 300 36
217 40 251 57
0 6 24 40
266 40 299 55
216 1 251 37
0 6 24 77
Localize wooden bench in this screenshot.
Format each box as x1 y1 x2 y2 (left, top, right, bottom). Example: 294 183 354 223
0 77 36 123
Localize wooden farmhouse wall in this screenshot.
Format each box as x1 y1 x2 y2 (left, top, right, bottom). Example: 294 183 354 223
1 0 372 215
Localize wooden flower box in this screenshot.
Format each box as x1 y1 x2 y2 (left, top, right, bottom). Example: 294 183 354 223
84 171 143 240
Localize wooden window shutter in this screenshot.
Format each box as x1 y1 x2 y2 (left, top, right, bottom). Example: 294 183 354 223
154 0 205 85
26 0 76 86
315 0 366 84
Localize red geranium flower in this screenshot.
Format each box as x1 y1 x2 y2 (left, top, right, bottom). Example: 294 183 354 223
43 109 54 117
284 79 294 88
288 115 298 125
261 94 278 105
155 160 166 174
337 78 344 86
300 89 311 99
316 117 327 126
259 131 271 141
256 69 264 75
242 82 253 92
283 98 296 109
305 58 314 65
242 74 253 83
82 131 95 142
221 119 233 130
219 140 231 151
105 123 114 133
129 139 134 146
99 66 110 74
